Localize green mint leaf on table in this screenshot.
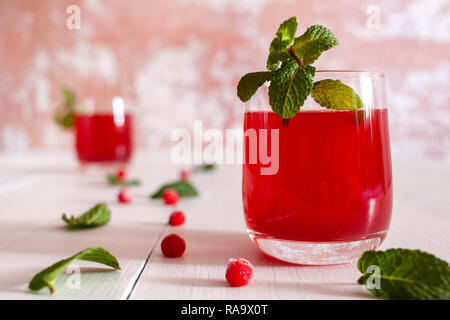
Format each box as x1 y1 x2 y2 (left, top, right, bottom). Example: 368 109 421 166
201 163 216 171
29 247 120 294
237 72 272 102
268 62 315 118
237 16 363 118
311 79 363 110
357 249 450 300
291 25 339 65
151 180 199 198
62 203 110 229
192 163 217 172
107 174 140 186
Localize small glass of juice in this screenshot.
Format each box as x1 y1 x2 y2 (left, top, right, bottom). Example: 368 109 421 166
74 95 133 165
242 71 392 264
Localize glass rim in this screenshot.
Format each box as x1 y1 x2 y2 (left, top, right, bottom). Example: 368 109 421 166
316 70 385 78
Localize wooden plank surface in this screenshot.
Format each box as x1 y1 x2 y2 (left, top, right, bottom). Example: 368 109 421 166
0 151 448 299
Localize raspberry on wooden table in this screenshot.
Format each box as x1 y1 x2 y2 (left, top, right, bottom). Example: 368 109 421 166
161 234 186 258
162 188 179 206
116 168 127 181
226 258 253 287
169 211 185 226
118 188 132 204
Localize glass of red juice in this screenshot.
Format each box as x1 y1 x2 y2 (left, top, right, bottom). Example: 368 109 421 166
243 71 392 264
75 96 133 165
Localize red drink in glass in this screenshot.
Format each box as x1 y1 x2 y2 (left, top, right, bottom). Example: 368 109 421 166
243 109 392 242
75 113 133 163
242 71 392 264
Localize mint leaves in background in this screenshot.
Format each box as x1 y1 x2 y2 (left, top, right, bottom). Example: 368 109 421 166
62 203 110 229
151 180 199 199
29 247 120 294
357 249 450 300
107 174 141 186
237 16 363 118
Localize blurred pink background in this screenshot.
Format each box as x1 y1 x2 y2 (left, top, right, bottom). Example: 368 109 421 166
0 0 449 157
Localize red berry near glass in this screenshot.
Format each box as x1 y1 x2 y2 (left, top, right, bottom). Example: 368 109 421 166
161 234 186 258
180 170 190 181
162 188 179 206
116 168 127 181
118 188 132 204
225 258 253 287
169 211 185 226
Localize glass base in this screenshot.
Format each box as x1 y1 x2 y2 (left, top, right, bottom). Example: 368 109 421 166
248 230 387 265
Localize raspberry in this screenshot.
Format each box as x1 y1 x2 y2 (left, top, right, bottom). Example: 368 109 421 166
180 170 190 181
161 234 186 258
116 168 127 181
169 211 185 226
162 188 179 206
226 258 253 287
118 188 132 203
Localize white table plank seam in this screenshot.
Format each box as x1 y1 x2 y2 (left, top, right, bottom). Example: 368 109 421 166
125 226 168 300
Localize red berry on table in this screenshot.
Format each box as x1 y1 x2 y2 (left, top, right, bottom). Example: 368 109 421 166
118 188 132 203
226 258 253 287
162 188 179 206
161 234 186 258
169 211 185 226
180 170 190 181
116 168 127 181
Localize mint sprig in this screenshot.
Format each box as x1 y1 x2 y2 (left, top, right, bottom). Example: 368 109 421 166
237 16 363 119
62 203 110 229
357 249 450 300
29 247 120 294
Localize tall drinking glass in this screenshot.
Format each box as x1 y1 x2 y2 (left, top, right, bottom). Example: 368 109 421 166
243 71 392 264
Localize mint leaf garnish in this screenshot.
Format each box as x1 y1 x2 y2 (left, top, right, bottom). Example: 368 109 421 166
267 17 297 70
291 25 339 65
267 50 293 71
311 79 363 110
62 203 110 229
357 249 450 300
107 174 140 186
269 62 315 118
237 16 363 118
29 247 120 294
237 71 272 102
269 16 297 51
151 180 199 199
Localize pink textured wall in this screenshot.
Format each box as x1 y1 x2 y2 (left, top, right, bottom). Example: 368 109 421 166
0 0 449 157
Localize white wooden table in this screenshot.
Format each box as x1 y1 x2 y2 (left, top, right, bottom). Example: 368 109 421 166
0 150 448 300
